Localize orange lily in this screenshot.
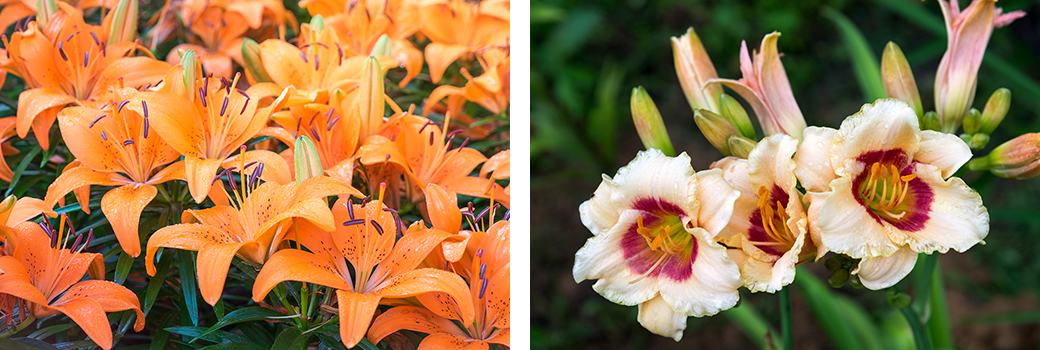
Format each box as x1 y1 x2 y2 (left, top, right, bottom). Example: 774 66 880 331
0 117 17 181
0 0 116 33
270 101 361 184
145 175 361 305
0 217 144 350
0 195 53 253
42 88 184 257
139 65 290 203
165 6 251 79
427 48 509 117
324 0 424 86
252 190 475 348
0 3 170 149
419 0 509 83
368 219 510 349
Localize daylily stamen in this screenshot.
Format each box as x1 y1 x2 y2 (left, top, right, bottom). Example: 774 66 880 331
859 162 917 219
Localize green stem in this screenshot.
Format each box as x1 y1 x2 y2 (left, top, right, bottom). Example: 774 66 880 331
299 284 310 327
898 305 933 350
926 263 953 349
912 253 938 318
723 300 777 350
0 315 36 338
780 288 793 350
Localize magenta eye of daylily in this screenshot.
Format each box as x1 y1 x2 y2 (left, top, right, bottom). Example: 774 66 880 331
746 185 796 256
635 215 691 256
858 162 917 219
621 198 697 282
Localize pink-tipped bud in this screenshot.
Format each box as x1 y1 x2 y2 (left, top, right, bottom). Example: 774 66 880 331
630 86 675 156
672 27 722 113
881 42 923 118
694 109 740 156
969 133 1040 179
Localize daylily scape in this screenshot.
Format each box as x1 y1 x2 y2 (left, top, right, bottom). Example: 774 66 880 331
574 0 1036 346
0 0 509 348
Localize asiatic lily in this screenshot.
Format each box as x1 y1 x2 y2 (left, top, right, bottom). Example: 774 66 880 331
573 149 742 341
0 195 53 253
165 6 251 79
368 219 510 349
42 88 183 257
713 134 819 292
707 32 807 140
418 0 509 83
139 65 290 203
427 48 510 118
934 0 1024 133
145 175 360 305
325 0 424 86
0 217 144 350
0 117 17 181
793 99 988 289
269 101 361 184
0 3 170 149
0 0 116 33
252 191 474 348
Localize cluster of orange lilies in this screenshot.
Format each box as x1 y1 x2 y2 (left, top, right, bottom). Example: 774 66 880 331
0 0 509 347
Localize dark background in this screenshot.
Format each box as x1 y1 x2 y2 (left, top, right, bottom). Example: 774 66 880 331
531 0 1040 348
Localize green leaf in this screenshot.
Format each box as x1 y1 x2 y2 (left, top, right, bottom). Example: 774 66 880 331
5 147 41 197
794 267 865 350
115 251 134 285
27 323 77 340
0 337 62 350
144 249 174 315
178 250 200 326
190 307 286 343
150 312 177 350
165 326 254 344
722 299 777 349
271 327 310 350
315 333 348 350
586 62 625 164
822 7 886 102
197 344 271 350
832 295 885 350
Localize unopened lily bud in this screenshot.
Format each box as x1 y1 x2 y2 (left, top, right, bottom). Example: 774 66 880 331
881 42 923 118
922 111 941 131
968 133 1040 179
672 27 722 112
970 133 990 149
718 94 755 139
36 0 58 28
294 135 324 183
0 195 14 215
630 87 675 156
310 15 325 34
979 88 1011 134
242 39 273 83
371 34 392 57
106 0 138 43
359 56 385 136
727 136 757 159
180 50 197 100
694 109 739 156
963 108 982 134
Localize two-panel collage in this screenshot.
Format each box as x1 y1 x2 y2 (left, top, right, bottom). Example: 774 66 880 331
1 0 1040 349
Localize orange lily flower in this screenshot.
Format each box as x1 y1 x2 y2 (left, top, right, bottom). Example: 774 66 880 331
0 217 144 350
427 48 509 117
139 65 290 203
42 88 184 257
368 219 510 349
165 6 251 79
0 117 17 181
270 101 361 184
0 0 116 33
0 195 53 252
145 175 361 305
1 4 170 149
252 190 475 348
324 0 424 86
419 0 509 83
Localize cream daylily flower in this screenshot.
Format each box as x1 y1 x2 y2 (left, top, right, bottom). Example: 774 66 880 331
713 134 819 293
573 149 742 341
793 99 988 289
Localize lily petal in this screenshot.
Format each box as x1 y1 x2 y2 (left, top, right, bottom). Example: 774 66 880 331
854 245 918 290
637 294 686 342
100 184 157 257
336 289 382 348
901 163 988 254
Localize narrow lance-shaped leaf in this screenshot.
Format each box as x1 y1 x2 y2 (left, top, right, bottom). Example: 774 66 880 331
822 7 885 101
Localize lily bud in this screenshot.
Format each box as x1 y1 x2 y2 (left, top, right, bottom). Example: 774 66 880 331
294 135 324 183
694 109 740 156
672 27 722 112
968 133 1040 179
106 0 138 44
970 133 990 149
922 111 942 131
0 195 14 216
359 56 385 136
36 0 58 29
242 39 273 83
180 50 197 101
630 86 675 156
963 108 982 134
881 42 923 118
371 34 392 57
718 94 755 139
979 88 1011 134
727 136 757 159
310 15 325 34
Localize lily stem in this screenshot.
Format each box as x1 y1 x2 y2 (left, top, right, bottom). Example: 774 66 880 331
779 288 793 350
0 315 36 338
898 305 933 350
912 253 937 318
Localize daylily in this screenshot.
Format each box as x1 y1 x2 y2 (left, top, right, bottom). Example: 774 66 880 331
0 3 170 149
252 191 474 348
793 99 988 289
968 132 1040 179
165 6 251 79
42 88 183 257
139 65 290 203
573 149 742 341
672 27 722 113
418 0 509 83
325 0 425 86
0 217 144 350
368 219 510 349
713 134 819 293
145 175 360 305
707 32 807 140
934 0 1024 133
427 48 510 118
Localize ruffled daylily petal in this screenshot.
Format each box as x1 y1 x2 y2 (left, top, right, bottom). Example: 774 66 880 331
578 180 620 236
900 163 987 253
816 175 900 258
914 130 972 178
637 294 687 342
793 126 838 192
694 169 740 236
854 245 918 290
834 100 921 174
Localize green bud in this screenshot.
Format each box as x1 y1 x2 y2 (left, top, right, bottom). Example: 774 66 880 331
630 87 675 156
371 34 392 57
824 256 844 271
827 269 850 288
970 133 1040 179
359 56 385 136
960 134 973 145
310 15 325 34
727 136 757 159
979 88 1011 135
881 42 923 118
970 133 990 150
718 94 755 139
294 135 324 183
242 39 273 83
848 274 864 289
694 109 739 156
886 291 911 308
180 50 197 100
963 108 981 135
107 0 138 43
922 111 941 131
36 0 58 29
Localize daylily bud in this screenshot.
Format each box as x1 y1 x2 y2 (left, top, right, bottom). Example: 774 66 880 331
963 108 982 134
968 133 1040 179
242 39 273 83
881 42 923 118
180 50 197 101
970 133 990 149
922 111 942 131
359 56 385 136
671 27 722 112
371 34 392 57
630 86 675 156
727 136 757 159
979 88 1011 134
694 109 739 156
294 135 324 183
36 0 58 29
718 94 755 139
107 0 138 44
310 15 325 34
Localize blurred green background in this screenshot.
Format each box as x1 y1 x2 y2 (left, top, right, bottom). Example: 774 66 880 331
531 0 1040 349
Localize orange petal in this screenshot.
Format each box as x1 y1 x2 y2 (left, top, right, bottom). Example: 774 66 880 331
391 39 423 87
422 184 460 233
16 88 75 138
6 196 54 226
293 175 362 203
223 150 292 185
95 57 171 95
47 297 114 349
197 241 257 305
56 106 120 172
424 43 469 84
43 166 121 209
375 267 474 326
259 39 310 88
485 328 509 347
145 223 233 275
336 289 382 348
252 249 352 303
55 280 144 331
374 229 452 279
425 85 465 118
367 305 468 345
185 157 224 203
485 265 510 329
135 90 205 157
0 256 49 305
100 185 157 257
480 149 509 180
418 333 488 350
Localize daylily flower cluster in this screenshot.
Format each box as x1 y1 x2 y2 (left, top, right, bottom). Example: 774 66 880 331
576 0 1031 342
0 0 509 348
